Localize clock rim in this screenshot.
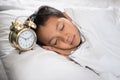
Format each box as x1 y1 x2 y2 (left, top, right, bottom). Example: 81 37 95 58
16 28 37 51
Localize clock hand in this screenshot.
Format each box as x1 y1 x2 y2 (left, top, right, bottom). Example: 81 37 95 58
27 35 33 40
20 36 27 40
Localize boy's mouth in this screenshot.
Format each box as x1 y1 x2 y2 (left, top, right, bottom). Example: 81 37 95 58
71 35 75 45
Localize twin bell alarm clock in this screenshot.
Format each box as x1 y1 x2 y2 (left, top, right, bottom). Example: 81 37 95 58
9 16 37 52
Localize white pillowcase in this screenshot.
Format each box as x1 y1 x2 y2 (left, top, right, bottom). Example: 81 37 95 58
1 46 100 80
0 8 100 80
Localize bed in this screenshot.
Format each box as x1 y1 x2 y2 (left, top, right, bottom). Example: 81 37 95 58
0 0 120 80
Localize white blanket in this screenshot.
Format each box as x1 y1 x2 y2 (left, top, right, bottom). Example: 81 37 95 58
65 7 120 80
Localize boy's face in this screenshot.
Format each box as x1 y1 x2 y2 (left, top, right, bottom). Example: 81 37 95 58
37 17 81 50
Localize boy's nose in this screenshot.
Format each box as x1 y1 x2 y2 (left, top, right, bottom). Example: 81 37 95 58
61 33 72 44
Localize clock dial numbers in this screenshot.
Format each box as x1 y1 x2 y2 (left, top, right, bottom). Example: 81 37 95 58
18 30 36 50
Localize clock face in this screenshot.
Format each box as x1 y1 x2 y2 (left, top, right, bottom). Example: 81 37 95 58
18 30 36 49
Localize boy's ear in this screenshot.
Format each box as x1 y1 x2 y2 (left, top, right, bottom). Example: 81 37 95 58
63 12 72 21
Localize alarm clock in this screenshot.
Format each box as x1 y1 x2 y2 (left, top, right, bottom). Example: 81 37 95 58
9 16 37 52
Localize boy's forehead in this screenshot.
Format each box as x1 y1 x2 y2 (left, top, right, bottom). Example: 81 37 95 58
45 17 59 25
38 22 56 38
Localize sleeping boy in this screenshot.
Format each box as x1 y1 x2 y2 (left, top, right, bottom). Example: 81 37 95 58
30 5 120 80
31 5 82 56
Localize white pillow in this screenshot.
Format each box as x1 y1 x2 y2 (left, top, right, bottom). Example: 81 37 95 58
1 47 100 80
0 8 100 80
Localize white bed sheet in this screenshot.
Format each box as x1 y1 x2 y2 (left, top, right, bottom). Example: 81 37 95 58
0 0 120 80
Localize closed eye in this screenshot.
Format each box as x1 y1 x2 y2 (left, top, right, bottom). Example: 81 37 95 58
54 39 58 45
60 24 64 31
57 23 64 31
50 38 58 45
